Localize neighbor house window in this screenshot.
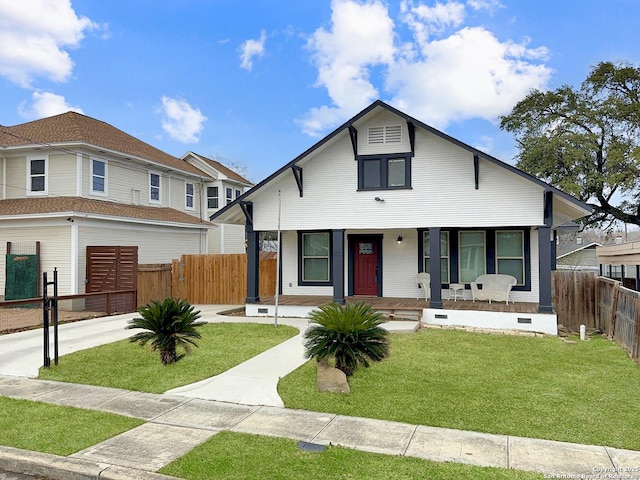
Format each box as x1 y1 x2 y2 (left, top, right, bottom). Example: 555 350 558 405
91 159 107 195
496 230 525 284
226 187 233 204
235 189 241 199
149 171 161 203
459 231 486 283
207 186 218 209
358 154 411 190
423 231 450 283
300 232 331 284
185 182 195 209
28 157 47 194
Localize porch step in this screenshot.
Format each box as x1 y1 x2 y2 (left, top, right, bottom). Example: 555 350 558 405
376 308 423 322
383 320 420 333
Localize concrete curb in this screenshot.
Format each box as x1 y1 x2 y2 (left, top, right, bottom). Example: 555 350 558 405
0 445 179 480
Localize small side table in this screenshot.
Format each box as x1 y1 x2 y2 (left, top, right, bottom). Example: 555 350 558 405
448 283 465 302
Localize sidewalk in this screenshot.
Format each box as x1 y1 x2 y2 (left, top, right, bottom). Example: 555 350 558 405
2 376 640 479
1 307 640 479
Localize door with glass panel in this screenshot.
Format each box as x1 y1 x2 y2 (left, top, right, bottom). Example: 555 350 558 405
353 238 381 296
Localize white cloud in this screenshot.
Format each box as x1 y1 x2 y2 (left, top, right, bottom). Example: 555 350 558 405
159 96 207 144
18 91 83 119
387 27 551 129
300 0 551 136
0 0 100 87
299 0 395 136
240 30 267 71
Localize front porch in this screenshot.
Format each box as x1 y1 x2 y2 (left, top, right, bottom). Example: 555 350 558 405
248 295 557 335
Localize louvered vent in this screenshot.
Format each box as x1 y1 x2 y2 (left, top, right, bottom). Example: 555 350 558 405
368 126 384 144
367 125 402 144
385 125 402 143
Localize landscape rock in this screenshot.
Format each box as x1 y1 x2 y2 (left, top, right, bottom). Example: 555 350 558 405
316 360 350 394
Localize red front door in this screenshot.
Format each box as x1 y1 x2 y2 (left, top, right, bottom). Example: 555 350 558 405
353 239 380 296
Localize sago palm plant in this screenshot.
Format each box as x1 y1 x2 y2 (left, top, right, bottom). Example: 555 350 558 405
304 301 389 376
126 297 205 365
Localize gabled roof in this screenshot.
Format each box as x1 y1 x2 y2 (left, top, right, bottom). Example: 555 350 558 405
211 99 592 223
0 197 212 227
556 242 603 260
0 112 208 178
183 151 253 186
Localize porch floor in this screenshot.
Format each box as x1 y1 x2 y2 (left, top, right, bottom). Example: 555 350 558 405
257 295 541 314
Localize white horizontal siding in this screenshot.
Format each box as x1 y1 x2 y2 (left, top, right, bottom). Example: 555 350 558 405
5 155 27 199
0 222 72 296
251 127 545 232
222 224 246 254
275 227 543 302
48 153 76 196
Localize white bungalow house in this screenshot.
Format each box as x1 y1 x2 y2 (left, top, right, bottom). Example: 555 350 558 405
211 101 592 334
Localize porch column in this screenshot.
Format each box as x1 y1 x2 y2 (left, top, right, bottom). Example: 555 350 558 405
429 227 442 309
332 229 345 304
538 226 553 313
245 224 260 304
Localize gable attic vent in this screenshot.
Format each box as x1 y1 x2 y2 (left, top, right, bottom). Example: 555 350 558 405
368 125 402 144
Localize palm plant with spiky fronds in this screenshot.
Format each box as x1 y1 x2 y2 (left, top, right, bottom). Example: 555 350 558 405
304 301 389 377
126 298 205 365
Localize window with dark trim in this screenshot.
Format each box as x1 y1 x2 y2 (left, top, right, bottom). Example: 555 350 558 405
423 231 450 283
417 228 531 291
235 189 241 199
357 153 412 190
298 231 331 285
226 187 233 204
496 230 525 284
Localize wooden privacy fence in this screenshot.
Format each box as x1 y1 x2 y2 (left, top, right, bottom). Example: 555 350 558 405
137 264 172 307
171 254 277 305
597 277 640 361
552 270 598 330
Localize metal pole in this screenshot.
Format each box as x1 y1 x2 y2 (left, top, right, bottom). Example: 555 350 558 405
274 189 282 328
53 268 59 366
42 272 50 368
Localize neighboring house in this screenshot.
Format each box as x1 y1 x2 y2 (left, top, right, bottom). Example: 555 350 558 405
0 112 215 299
212 100 592 334
597 242 640 290
181 152 253 254
556 242 602 272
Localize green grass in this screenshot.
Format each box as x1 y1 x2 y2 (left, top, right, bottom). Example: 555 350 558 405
279 329 640 450
39 323 298 393
0 396 142 456
160 431 544 480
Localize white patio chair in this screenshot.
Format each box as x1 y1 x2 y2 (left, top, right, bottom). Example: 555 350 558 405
415 272 430 300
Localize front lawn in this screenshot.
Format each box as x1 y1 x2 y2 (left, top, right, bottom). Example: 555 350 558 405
0 396 143 456
160 431 544 480
39 323 298 393
279 328 640 450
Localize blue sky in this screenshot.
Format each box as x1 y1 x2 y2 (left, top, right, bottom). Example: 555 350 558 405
1 0 639 183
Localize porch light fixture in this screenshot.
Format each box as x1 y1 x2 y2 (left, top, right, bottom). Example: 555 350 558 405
397 235 403 244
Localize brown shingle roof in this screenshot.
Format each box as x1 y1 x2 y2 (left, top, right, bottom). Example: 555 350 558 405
0 112 208 177
0 197 212 226
191 152 252 185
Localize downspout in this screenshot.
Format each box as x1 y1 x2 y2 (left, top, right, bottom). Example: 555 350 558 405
2 157 6 199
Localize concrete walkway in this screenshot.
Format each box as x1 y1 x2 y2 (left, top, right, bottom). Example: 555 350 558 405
2 376 640 480
1 306 640 479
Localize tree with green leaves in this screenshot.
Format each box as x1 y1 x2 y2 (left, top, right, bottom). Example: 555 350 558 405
126 298 205 365
304 302 389 377
500 61 640 227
